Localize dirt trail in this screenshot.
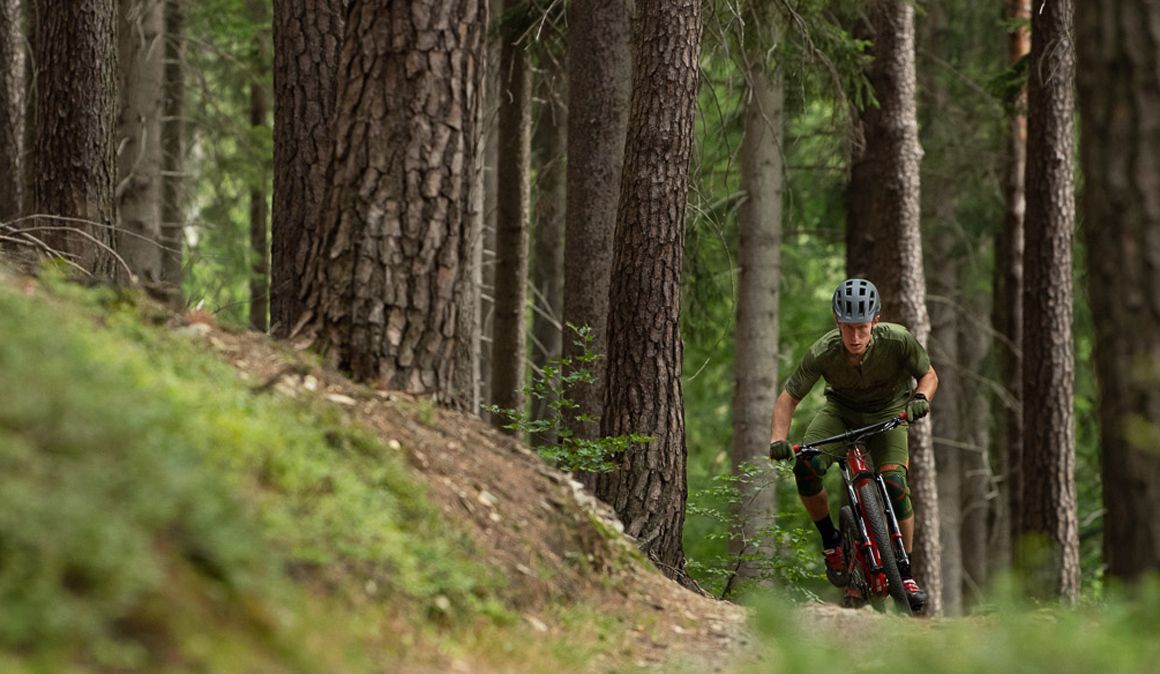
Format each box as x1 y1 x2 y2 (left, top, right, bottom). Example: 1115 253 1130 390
183 316 752 672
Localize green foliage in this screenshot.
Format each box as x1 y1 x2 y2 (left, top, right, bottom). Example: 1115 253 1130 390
183 0 273 326
740 579 1160 674
486 324 654 474
684 461 822 602
0 273 503 669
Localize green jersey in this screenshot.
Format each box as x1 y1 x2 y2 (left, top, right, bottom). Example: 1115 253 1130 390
784 322 931 414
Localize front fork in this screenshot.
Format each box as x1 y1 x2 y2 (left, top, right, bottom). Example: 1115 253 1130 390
875 473 911 576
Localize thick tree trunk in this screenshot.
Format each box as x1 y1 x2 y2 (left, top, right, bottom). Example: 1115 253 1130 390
25 0 118 277
299 0 484 407
729 27 784 588
248 61 268 332
594 0 701 579
0 0 23 223
562 0 631 446
529 63 566 441
489 0 532 431
1019 0 1079 603
845 0 940 615
994 0 1030 573
270 0 342 336
159 0 184 291
1077 0 1160 582
116 0 164 283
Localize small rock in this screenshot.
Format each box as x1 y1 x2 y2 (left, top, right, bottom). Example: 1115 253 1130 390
303 375 320 391
387 439 402 451
433 595 451 612
524 615 549 633
672 624 687 635
324 393 357 406
477 490 498 508
364 580 378 596
177 323 212 338
515 564 534 577
488 512 502 523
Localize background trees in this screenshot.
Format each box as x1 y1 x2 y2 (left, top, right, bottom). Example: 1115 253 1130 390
1077 0 1160 582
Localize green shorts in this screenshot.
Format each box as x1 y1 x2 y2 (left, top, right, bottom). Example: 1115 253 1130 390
793 401 909 496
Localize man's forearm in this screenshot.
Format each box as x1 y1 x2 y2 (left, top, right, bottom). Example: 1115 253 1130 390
915 366 939 400
770 390 799 442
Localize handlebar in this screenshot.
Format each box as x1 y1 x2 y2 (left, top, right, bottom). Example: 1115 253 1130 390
792 411 909 457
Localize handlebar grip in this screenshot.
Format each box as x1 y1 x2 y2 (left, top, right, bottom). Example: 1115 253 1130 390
792 443 801 454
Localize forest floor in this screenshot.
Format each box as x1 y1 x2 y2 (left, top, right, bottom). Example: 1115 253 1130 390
180 310 756 672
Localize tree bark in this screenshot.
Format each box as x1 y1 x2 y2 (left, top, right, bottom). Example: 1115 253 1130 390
25 0 118 277
929 224 962 616
1077 0 1160 582
116 0 164 283
299 0 484 407
530 58 566 441
270 0 342 336
159 0 184 291
729 11 783 588
479 0 499 413
845 0 940 615
1019 0 1079 602
0 0 23 223
594 0 701 579
562 0 631 446
489 0 532 431
994 0 1030 573
959 299 993 605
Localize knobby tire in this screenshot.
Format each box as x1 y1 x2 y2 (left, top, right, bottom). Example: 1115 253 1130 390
839 505 869 607
856 481 912 615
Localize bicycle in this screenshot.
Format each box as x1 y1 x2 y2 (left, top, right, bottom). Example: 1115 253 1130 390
793 411 916 615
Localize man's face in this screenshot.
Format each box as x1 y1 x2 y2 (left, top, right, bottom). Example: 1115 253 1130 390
836 316 880 356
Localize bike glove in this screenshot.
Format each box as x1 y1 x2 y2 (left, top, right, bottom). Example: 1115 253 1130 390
907 393 930 421
769 439 794 462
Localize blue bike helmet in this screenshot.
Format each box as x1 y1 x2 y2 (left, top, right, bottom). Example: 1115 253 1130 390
833 278 881 323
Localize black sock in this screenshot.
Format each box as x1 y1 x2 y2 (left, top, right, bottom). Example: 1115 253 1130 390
814 516 840 549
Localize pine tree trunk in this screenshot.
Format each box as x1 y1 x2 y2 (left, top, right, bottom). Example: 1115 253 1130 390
25 0 118 277
299 0 484 407
116 0 164 283
845 0 940 615
529 62 566 442
959 301 992 605
159 0 184 292
1019 0 1079 602
929 226 962 616
248 59 268 332
1077 0 1160 582
489 0 532 431
480 3 499 412
729 19 783 588
594 0 701 579
994 0 1030 573
0 0 23 223
562 0 631 445
270 0 342 336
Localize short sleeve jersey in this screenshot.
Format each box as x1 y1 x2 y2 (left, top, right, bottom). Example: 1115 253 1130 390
783 322 931 413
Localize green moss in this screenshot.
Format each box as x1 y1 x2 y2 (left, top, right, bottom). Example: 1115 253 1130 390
0 275 503 670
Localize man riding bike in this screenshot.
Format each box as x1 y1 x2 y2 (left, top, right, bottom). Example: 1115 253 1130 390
768 278 938 611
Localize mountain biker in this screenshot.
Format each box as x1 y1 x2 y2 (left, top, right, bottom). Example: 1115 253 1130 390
768 278 937 612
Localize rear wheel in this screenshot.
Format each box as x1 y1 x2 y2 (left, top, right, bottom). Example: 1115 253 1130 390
856 481 912 615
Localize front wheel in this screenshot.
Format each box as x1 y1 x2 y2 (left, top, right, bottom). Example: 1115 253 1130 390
856 481 912 615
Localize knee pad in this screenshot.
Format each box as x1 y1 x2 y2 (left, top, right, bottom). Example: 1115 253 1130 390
881 467 913 519
793 454 828 497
